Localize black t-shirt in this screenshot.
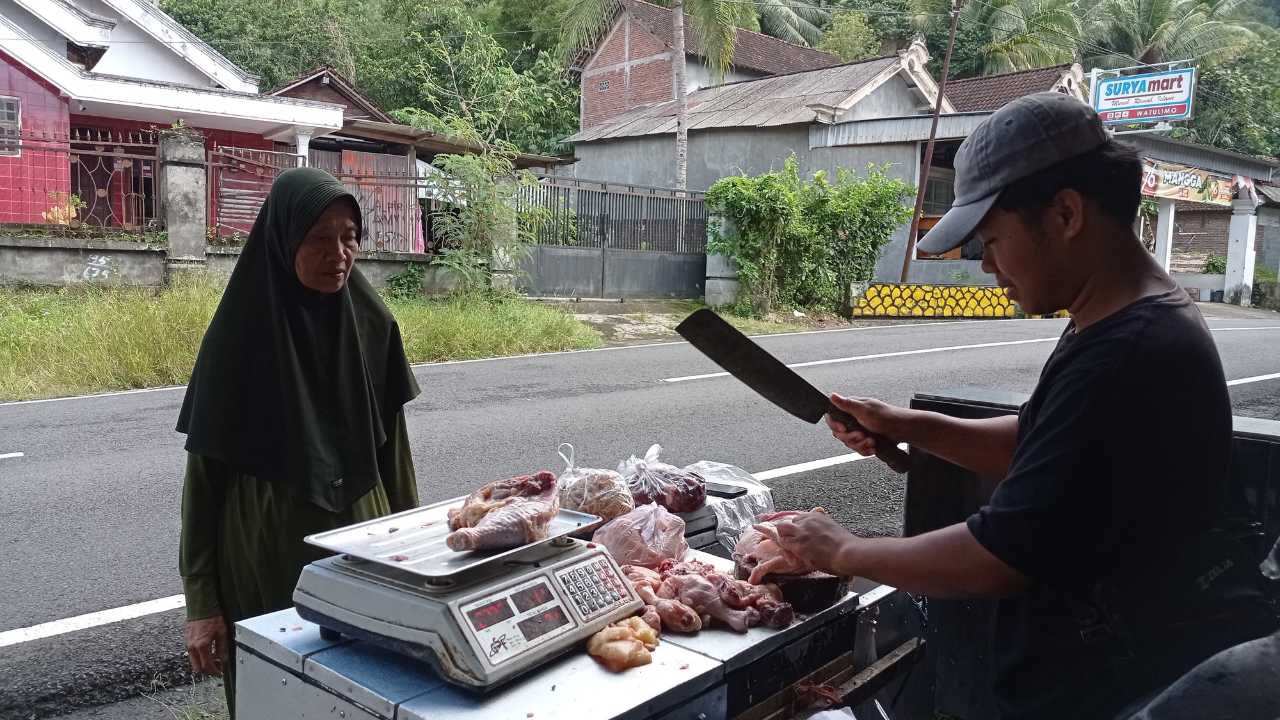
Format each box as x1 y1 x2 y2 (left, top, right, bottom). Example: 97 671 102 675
966 289 1241 719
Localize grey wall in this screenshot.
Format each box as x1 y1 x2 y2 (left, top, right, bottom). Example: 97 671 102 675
207 247 459 294
1259 208 1280 274
0 236 167 286
1171 271 1226 301
843 76 922 122
905 259 996 286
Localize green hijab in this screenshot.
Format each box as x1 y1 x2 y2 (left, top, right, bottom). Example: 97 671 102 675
177 167 419 511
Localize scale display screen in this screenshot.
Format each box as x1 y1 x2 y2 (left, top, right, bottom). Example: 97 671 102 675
510 583 554 613
466 598 515 632
517 606 569 642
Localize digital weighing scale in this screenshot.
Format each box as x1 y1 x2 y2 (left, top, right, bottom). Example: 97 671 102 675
292 498 645 693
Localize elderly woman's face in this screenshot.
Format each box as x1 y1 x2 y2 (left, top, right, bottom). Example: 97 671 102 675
295 201 359 293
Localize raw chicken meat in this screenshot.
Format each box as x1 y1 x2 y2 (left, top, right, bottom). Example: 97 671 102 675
587 617 657 672
734 508 826 584
623 565 702 633
634 583 702 633
617 445 707 513
556 444 634 522
658 558 795 630
658 573 759 633
592 504 688 569
445 472 559 552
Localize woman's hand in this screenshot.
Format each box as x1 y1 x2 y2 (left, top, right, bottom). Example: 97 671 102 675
825 394 912 457
184 615 228 676
762 512 860 577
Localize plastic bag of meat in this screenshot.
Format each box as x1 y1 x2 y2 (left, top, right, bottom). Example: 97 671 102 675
555 443 634 523
684 461 776 552
593 503 689 569
617 444 707 513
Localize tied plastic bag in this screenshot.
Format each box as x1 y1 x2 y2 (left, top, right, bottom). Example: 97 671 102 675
617 444 706 513
683 461 776 553
556 443 634 523
592 503 689 569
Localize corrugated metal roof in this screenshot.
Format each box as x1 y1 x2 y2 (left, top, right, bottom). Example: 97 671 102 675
567 56 900 143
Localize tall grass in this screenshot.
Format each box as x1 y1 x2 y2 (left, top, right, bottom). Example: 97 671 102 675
0 277 602 402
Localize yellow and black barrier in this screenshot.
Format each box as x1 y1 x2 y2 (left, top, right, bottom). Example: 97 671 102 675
850 283 1066 318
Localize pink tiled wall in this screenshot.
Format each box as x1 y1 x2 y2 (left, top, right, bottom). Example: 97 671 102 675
0 50 71 224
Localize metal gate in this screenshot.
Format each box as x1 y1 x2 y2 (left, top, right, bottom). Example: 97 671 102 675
519 178 708 298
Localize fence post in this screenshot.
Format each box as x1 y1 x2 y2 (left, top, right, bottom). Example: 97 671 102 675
158 129 208 278
705 213 740 307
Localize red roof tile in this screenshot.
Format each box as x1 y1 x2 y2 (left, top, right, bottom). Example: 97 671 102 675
944 65 1071 112
621 0 840 76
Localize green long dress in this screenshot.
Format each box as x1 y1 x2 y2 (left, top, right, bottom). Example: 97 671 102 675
179 410 419 712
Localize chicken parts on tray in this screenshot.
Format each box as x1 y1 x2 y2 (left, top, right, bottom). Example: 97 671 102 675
734 508 826 584
587 617 658 672
445 471 560 552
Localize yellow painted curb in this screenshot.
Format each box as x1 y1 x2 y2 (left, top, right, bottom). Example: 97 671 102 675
851 283 1068 319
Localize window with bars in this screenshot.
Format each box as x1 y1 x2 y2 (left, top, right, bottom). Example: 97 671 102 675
922 168 955 216
0 97 18 156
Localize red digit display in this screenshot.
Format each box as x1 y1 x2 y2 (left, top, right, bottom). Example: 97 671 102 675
466 599 514 632
517 606 569 642
511 583 554 613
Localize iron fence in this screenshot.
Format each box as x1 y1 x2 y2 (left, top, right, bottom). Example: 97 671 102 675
2 129 161 238
519 177 707 254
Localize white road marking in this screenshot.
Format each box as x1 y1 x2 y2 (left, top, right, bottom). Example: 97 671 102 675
0 595 185 648
1212 326 1280 332
0 452 23 460
0 448 898 646
1228 372 1280 387
663 337 1061 383
0 385 186 408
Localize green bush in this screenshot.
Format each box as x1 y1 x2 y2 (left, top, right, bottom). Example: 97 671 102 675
1205 254 1228 274
706 156 913 316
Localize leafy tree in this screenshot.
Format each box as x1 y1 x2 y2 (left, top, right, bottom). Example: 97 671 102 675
1082 0 1255 67
754 0 832 46
1179 30 1280 156
817 11 882 60
562 0 740 189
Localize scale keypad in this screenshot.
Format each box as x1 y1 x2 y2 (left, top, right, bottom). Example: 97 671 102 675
557 557 628 620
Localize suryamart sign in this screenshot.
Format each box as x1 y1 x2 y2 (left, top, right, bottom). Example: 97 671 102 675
1093 67 1196 124
1141 159 1233 206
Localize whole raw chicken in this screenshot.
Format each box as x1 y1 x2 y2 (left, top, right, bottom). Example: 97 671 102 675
659 558 794 630
446 472 559 551
734 508 826 584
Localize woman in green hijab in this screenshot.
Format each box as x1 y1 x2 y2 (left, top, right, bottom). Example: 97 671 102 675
176 168 420 713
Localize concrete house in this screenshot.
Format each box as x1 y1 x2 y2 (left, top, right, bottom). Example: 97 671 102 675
574 0 840 131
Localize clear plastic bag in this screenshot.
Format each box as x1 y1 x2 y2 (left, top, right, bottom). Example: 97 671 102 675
555 443 634 522
592 503 689 569
617 444 706 513
684 461 777 553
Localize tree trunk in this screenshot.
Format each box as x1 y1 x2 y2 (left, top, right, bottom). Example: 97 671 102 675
671 0 688 191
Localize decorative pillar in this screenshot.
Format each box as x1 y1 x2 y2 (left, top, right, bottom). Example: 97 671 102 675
158 128 207 276
294 128 313 167
1225 198 1258 306
1153 198 1175 271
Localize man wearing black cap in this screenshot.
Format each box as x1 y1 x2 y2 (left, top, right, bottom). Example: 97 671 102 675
769 93 1275 718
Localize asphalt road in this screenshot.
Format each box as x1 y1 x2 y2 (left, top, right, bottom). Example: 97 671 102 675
2 306 1279 718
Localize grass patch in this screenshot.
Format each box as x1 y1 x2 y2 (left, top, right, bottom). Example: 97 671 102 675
0 277 602 402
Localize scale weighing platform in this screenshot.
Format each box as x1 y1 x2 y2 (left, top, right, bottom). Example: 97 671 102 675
292 498 644 692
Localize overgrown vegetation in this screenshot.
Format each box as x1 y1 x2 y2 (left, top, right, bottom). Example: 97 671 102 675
1206 254 1229 274
0 276 601 402
706 157 913 317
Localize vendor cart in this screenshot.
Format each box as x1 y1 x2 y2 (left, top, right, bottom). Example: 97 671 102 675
234 479 926 720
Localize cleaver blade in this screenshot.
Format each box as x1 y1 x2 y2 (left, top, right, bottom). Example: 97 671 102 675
675 309 909 473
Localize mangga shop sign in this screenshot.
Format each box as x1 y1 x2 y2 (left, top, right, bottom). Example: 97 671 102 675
1141 159 1233 206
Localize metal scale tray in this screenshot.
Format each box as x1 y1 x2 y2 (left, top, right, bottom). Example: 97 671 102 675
304 497 601 579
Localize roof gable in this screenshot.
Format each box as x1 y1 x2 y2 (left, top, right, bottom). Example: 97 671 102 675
568 40 951 143
271 66 394 123
945 64 1083 112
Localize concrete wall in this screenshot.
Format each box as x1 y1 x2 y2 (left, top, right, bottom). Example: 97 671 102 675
207 247 460 294
1260 207 1280 274
843 75 922 122
1171 271 1225 301
0 235 166 285
905 259 996 286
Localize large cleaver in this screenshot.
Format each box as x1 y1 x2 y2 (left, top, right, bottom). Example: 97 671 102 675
675 309 910 473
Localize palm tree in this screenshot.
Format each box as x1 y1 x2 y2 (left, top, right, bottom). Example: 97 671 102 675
754 0 832 46
971 0 1080 72
1082 0 1254 67
562 0 739 190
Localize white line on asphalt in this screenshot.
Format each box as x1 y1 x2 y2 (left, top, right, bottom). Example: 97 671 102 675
0 448 891 646
1212 326 1280 332
0 595 186 648
0 385 186 408
1227 372 1280 386
663 337 1061 383
0 452 23 460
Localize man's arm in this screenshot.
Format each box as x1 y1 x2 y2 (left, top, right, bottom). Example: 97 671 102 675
769 514 1028 598
827 394 1018 479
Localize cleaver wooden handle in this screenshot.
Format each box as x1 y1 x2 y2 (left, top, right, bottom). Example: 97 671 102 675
828 407 910 474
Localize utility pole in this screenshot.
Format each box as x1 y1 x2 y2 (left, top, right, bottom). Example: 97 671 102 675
900 0 963 283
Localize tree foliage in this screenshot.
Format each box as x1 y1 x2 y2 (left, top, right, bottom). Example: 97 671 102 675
817 12 883 61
